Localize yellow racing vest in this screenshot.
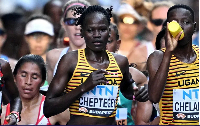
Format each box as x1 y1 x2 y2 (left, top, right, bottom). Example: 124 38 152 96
159 45 199 125
66 49 123 118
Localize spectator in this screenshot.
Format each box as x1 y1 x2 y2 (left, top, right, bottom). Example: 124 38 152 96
116 3 149 72
148 1 174 48
43 0 63 50
24 14 54 63
24 14 54 93
0 19 17 70
1 13 28 59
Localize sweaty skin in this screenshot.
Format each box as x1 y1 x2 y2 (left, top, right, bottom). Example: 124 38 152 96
147 6 198 125
44 8 138 125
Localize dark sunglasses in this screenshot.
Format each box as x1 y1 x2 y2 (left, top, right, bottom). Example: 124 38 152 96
119 17 139 25
0 29 5 35
150 19 166 26
64 18 77 26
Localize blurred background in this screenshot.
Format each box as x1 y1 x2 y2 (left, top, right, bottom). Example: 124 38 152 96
0 0 198 60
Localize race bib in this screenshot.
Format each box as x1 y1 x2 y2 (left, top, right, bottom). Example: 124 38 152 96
173 89 199 120
79 85 118 117
116 108 127 125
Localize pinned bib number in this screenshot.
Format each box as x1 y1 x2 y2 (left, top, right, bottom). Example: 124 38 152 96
79 85 118 117
115 108 127 125
173 89 199 120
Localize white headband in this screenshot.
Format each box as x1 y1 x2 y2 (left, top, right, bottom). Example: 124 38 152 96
24 19 54 36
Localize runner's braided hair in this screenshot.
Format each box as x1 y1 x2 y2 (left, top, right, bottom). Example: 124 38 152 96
110 23 119 40
72 5 113 27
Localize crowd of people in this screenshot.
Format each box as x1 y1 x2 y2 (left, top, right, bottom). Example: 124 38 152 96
0 0 199 125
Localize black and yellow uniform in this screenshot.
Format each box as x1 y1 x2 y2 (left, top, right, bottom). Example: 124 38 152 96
66 49 123 118
159 45 199 125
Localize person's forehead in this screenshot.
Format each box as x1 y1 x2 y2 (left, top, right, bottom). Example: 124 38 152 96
169 8 191 14
66 9 77 18
86 12 106 19
168 8 192 18
152 6 169 19
84 12 108 24
20 62 40 71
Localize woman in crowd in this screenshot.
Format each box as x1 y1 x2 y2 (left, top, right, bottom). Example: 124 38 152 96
0 19 17 70
2 54 70 125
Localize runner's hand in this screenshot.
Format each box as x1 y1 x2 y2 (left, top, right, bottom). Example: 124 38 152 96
135 84 149 102
81 69 109 92
5 114 17 125
165 21 183 52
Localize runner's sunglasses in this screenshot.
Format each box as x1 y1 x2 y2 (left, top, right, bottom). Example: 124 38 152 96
64 18 77 26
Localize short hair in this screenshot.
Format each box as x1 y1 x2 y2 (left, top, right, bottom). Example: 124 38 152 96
155 28 165 50
155 20 167 50
62 0 91 18
149 1 174 20
13 54 46 83
167 4 194 22
73 5 113 27
26 14 52 24
110 23 119 40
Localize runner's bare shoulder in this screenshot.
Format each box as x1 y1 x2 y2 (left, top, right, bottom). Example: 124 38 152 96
59 50 79 70
47 48 66 61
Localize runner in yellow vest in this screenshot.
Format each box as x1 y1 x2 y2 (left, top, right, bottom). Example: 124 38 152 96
147 4 199 125
44 5 148 125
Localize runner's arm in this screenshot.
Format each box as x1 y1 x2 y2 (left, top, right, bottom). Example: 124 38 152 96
49 108 70 125
129 67 148 86
147 50 171 103
119 56 135 100
135 100 160 125
3 61 22 124
117 55 148 102
44 53 86 117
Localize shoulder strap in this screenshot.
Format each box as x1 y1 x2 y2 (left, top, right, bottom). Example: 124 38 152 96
35 95 46 125
53 47 69 76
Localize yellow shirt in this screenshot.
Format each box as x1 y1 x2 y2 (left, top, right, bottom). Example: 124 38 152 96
66 49 123 118
159 45 199 125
